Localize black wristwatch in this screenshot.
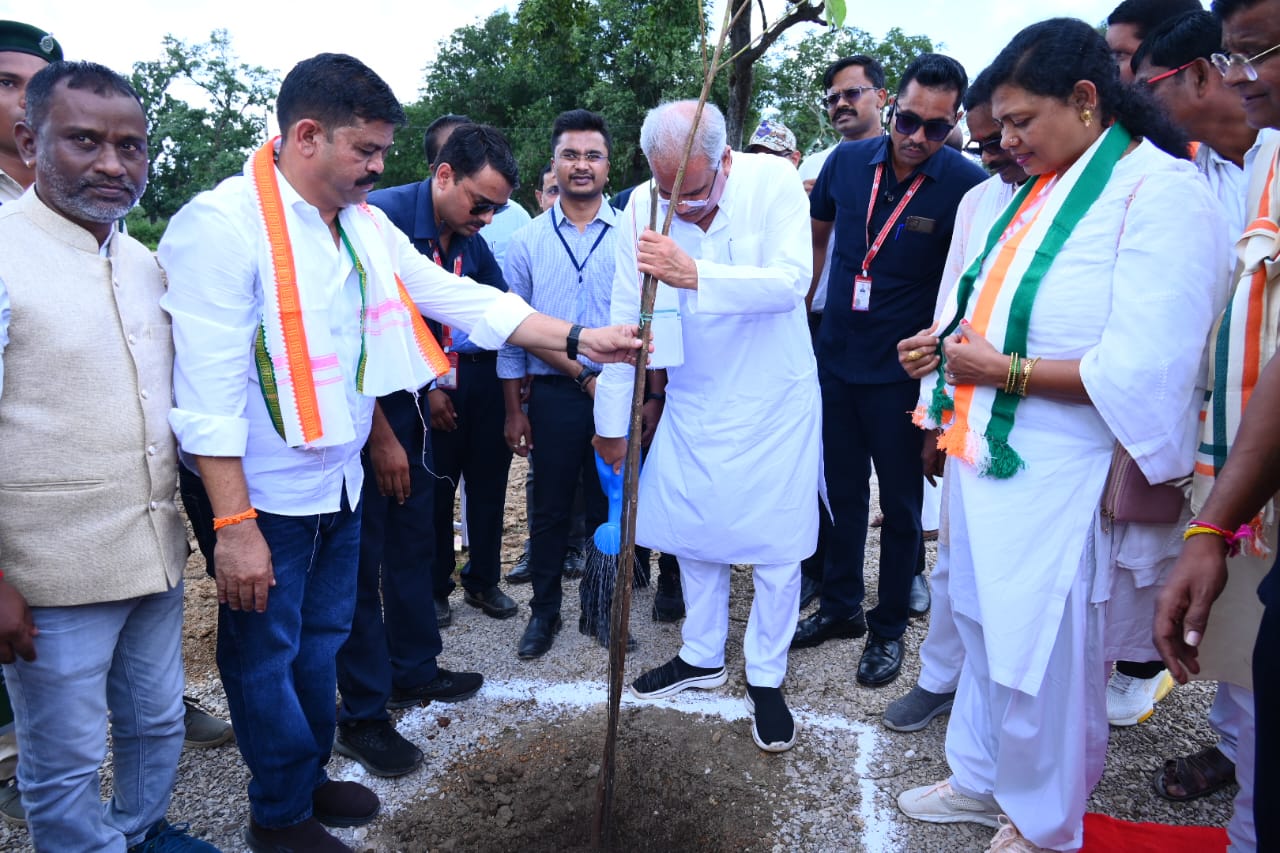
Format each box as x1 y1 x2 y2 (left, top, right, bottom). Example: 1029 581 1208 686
566 323 584 361
575 366 599 392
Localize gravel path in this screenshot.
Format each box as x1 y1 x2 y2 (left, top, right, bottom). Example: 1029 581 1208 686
0 461 1235 852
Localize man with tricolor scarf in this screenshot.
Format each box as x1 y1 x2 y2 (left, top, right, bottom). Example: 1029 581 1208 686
1156 0 1280 848
158 53 641 853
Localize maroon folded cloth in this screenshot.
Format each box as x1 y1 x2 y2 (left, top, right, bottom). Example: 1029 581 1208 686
1083 813 1228 852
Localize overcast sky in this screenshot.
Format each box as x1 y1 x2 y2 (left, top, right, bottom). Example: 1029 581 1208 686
7 0 1145 108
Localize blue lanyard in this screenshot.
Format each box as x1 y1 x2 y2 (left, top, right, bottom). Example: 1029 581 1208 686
552 211 610 285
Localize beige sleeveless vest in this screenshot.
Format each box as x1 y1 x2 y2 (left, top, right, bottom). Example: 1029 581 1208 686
0 190 186 606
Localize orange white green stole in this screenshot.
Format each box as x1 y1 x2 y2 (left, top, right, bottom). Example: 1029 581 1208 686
248 138 449 446
914 125 1132 477
1192 145 1280 554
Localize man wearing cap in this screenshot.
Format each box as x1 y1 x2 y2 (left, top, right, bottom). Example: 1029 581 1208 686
746 119 801 167
799 54 984 688
0 21 61 201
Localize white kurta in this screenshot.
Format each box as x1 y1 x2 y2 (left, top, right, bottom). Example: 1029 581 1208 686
939 141 1227 696
595 152 820 565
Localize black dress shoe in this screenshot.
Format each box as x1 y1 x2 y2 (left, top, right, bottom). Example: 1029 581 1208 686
857 633 903 687
908 573 931 617
798 575 822 611
790 609 866 649
561 547 585 579
506 552 532 584
464 586 519 619
517 614 563 659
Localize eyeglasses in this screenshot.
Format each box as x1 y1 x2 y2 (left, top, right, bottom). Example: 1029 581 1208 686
556 150 608 164
1144 59 1197 87
964 133 1003 157
658 166 721 213
462 184 508 216
540 185 560 196
820 86 878 110
1211 40 1280 81
892 107 955 143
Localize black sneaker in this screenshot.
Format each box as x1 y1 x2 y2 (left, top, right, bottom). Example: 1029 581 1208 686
745 685 797 752
630 655 727 700
386 668 483 709
562 547 585 579
334 719 422 777
506 552 532 584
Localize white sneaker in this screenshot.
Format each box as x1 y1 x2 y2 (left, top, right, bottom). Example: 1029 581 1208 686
897 780 1001 828
985 815 1053 852
1106 669 1174 726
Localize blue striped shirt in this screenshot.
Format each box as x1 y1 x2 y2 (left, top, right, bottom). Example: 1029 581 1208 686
498 199 618 379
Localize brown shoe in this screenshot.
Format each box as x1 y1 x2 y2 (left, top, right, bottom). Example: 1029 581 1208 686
312 779 380 827
244 817 353 852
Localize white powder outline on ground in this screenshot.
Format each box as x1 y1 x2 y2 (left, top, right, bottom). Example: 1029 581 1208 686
373 677 904 853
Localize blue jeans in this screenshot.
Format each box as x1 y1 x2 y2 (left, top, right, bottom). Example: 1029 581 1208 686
4 583 185 852
337 394 441 721
217 500 361 828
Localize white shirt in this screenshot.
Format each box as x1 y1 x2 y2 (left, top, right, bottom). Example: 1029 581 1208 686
934 176 1019 319
159 170 533 516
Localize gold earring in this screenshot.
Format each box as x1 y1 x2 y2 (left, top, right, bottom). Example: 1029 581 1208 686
1080 107 1094 128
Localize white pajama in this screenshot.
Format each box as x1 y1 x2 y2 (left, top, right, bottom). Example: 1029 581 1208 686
677 557 800 688
917 467 963 694
946 563 1109 852
1211 683 1257 851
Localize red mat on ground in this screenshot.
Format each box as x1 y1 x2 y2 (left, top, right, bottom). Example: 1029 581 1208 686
1082 813 1228 851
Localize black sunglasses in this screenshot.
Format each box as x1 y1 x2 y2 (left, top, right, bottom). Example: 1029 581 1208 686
820 86 878 110
964 133 1003 157
892 107 955 143
468 200 509 216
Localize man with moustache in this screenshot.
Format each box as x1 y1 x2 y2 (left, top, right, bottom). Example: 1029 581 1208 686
795 55 890 611
800 54 985 688
880 68 1028 733
159 54 640 852
0 60 216 852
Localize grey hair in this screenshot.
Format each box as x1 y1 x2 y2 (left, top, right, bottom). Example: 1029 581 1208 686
639 100 727 166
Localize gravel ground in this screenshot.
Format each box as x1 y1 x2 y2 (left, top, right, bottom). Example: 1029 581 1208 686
0 460 1235 852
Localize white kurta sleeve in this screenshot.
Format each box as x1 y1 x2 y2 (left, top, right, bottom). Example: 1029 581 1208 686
1080 168 1229 483
595 195 644 439
690 157 812 316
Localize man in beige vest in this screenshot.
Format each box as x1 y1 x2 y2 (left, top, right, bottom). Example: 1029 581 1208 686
0 61 215 852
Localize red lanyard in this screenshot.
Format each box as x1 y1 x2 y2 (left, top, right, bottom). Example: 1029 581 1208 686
862 162 926 276
431 245 464 348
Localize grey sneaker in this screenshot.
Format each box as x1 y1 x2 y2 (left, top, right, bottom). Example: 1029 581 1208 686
0 778 24 827
183 697 234 748
882 685 955 733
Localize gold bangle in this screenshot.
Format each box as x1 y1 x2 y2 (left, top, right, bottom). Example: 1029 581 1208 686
1004 353 1021 395
1018 356 1041 397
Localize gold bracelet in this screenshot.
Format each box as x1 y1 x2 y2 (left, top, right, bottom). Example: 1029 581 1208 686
1004 353 1021 395
1018 356 1041 397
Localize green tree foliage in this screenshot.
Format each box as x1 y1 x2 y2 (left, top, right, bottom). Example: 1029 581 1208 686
762 26 934 155
385 0 714 211
130 30 278 223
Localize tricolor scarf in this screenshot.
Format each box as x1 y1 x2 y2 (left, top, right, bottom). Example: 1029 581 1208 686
914 125 1132 477
1191 145 1280 555
247 138 449 447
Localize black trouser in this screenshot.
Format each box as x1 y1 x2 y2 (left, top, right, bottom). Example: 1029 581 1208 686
820 373 924 640
1256 561 1279 849
179 462 217 577
527 375 607 619
431 354 512 598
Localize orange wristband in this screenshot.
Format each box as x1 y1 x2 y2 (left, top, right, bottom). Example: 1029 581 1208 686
213 508 258 531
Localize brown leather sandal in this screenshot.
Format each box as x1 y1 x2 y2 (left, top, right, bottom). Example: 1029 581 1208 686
1153 745 1236 802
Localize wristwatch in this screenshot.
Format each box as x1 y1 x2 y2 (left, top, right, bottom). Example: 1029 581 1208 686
575 366 599 392
566 324 583 361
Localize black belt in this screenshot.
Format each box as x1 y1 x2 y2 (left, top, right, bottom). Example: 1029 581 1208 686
454 350 497 363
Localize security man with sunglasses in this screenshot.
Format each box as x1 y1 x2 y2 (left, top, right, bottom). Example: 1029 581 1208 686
800 53 985 688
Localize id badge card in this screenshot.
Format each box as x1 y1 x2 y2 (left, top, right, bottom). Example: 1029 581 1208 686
853 275 872 312
437 351 459 390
